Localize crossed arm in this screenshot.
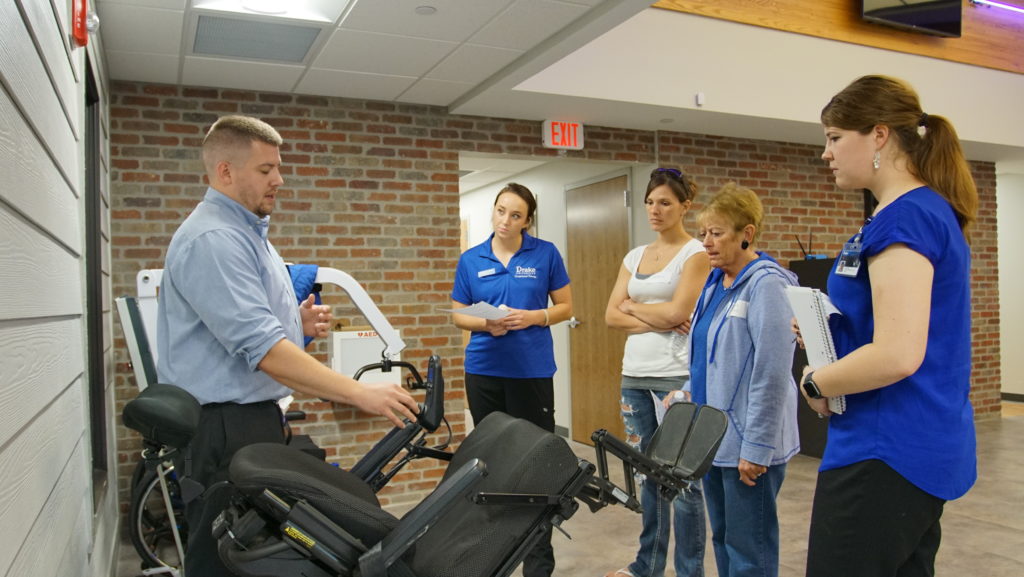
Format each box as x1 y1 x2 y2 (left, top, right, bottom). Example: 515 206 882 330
605 252 710 334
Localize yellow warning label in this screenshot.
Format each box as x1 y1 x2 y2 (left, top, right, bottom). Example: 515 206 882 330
284 525 315 549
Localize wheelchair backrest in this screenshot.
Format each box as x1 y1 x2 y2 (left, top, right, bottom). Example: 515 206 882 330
408 411 580 577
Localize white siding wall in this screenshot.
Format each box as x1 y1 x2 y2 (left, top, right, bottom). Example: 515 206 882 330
0 1 116 576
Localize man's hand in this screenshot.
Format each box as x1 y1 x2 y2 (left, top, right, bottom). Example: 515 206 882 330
351 382 420 428
300 294 332 338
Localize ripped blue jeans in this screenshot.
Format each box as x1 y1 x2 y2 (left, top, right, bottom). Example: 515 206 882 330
621 387 706 577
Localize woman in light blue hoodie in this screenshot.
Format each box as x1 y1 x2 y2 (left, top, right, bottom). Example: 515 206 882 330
678 182 800 577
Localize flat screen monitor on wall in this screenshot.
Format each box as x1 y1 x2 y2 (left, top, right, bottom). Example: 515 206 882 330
862 0 963 38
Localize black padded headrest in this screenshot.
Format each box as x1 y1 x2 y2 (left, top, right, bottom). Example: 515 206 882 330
122 383 201 450
230 443 399 547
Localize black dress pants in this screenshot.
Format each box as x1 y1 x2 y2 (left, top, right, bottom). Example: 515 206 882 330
180 401 285 577
806 459 945 577
465 373 557 577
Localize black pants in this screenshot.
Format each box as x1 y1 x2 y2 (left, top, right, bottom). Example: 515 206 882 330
465 373 556 577
180 401 286 577
806 459 945 577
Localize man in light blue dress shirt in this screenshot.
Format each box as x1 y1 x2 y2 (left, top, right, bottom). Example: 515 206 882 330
156 115 418 576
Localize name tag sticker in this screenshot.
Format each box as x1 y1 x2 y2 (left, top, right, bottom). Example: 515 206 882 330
728 300 749 319
478 268 496 278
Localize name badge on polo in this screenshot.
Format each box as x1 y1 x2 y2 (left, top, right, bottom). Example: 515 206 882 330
478 268 496 278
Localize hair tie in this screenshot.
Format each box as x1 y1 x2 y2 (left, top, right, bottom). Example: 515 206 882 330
918 113 929 127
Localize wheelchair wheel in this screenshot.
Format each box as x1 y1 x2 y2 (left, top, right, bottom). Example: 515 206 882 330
129 463 187 570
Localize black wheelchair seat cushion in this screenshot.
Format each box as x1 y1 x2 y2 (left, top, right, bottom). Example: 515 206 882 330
122 383 201 450
230 443 399 546
408 411 580 577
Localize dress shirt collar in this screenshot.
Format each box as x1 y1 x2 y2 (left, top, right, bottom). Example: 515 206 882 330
204 187 271 240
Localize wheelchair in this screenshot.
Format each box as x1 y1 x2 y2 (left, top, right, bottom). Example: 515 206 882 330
124 361 727 577
122 355 451 577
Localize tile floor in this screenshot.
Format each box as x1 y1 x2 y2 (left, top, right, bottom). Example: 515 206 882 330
116 404 1024 577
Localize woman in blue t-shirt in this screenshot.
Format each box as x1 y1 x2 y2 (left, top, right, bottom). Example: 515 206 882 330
450 182 572 577
801 75 978 577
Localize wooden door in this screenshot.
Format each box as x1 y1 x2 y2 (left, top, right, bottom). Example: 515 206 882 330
567 174 630 444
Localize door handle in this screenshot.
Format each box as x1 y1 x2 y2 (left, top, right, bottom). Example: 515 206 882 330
568 316 581 328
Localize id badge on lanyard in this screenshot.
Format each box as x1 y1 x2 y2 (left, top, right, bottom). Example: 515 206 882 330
836 241 862 277
836 223 868 278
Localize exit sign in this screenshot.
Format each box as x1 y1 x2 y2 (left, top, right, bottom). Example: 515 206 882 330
541 120 584 150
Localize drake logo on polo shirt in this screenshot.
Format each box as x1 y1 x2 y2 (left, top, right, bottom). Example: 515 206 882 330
514 265 538 279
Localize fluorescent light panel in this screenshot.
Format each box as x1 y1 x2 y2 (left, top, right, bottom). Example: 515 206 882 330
193 0 353 23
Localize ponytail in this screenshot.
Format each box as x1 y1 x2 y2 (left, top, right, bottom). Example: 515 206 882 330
909 114 978 239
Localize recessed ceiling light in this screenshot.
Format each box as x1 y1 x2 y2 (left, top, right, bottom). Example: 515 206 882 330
243 0 289 15
659 118 674 124
415 5 438 15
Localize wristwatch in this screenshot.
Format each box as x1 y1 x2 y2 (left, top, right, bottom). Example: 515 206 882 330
802 371 824 399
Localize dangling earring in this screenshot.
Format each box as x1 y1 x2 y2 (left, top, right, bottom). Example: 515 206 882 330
872 151 881 170
741 240 750 250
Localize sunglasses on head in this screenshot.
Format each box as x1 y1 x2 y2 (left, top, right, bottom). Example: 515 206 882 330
652 167 684 180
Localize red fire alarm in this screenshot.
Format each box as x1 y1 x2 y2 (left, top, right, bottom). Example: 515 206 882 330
72 0 89 47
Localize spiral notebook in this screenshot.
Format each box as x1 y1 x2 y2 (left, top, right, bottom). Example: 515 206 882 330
785 286 846 415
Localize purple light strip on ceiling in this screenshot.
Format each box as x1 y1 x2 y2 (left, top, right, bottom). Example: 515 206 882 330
973 0 1024 15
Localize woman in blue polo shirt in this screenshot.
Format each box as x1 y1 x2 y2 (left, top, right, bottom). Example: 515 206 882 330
801 75 978 577
450 182 572 577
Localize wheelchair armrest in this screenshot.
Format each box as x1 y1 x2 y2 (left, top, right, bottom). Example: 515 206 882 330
591 429 688 491
586 403 728 511
349 422 424 488
122 383 201 450
358 458 488 577
418 354 445 432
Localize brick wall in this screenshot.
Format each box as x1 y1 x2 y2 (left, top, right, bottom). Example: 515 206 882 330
110 82 1000 509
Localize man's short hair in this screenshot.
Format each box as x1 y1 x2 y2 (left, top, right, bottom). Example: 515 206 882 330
202 115 283 172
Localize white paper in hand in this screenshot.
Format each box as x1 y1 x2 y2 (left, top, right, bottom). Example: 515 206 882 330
439 302 509 320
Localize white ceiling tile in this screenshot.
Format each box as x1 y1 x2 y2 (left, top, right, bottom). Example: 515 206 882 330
396 78 474 106
104 51 181 83
427 44 523 84
182 56 306 92
341 0 512 42
470 0 588 50
95 3 184 54
313 29 456 76
297 69 417 100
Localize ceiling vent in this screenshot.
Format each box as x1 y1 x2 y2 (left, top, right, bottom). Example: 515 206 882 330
193 14 322 63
